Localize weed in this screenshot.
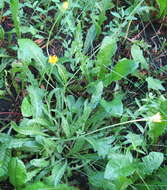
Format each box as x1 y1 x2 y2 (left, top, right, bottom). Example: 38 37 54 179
0 0 167 190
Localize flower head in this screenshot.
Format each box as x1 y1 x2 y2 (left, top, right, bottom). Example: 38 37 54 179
149 112 162 123
48 55 58 65
62 1 69 10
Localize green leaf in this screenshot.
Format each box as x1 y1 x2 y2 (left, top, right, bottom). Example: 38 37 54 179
68 138 85 155
140 152 164 175
0 26 4 40
86 136 115 158
104 58 138 86
61 116 71 138
156 0 167 17
30 158 49 168
0 0 5 9
100 94 123 117
0 146 11 181
96 36 117 78
26 168 41 182
148 100 167 142
8 157 27 187
89 171 115 190
104 153 135 180
83 25 97 53
90 81 103 109
56 64 69 85
11 121 47 136
125 132 144 150
27 86 44 118
111 58 138 80
131 44 148 69
52 161 67 186
146 77 165 91
21 96 33 117
22 183 77 190
10 0 21 38
18 39 46 68
71 101 92 134
22 181 50 190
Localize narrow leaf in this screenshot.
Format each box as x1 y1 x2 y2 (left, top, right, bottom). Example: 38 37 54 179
10 0 21 38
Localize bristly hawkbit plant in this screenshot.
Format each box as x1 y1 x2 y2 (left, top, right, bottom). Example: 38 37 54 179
0 0 167 189
10 0 21 39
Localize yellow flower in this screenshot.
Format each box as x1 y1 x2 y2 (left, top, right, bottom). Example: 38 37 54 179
48 55 58 64
62 1 69 10
149 112 162 123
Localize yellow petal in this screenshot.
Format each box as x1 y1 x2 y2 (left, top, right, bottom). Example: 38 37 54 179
62 1 69 10
48 55 58 64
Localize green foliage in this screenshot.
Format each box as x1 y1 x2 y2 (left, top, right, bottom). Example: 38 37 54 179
139 152 164 175
22 182 78 190
131 44 148 69
96 36 117 78
10 0 21 38
104 152 135 180
8 157 27 188
0 26 4 41
104 58 138 86
146 77 165 91
0 0 167 189
0 146 10 181
18 39 46 69
156 0 167 17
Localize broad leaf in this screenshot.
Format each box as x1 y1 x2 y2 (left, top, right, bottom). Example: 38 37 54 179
89 171 115 190
21 96 32 117
30 158 49 168
131 44 148 69
23 183 78 190
0 146 11 181
86 136 115 158
146 77 165 91
83 25 97 53
68 138 85 155
52 161 67 186
100 94 123 117
11 121 47 136
22 182 50 190
104 153 135 180
27 86 44 118
96 36 117 78
8 157 27 187
125 132 144 150
148 100 167 142
139 152 164 175
18 39 46 68
104 58 138 86
156 0 167 17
